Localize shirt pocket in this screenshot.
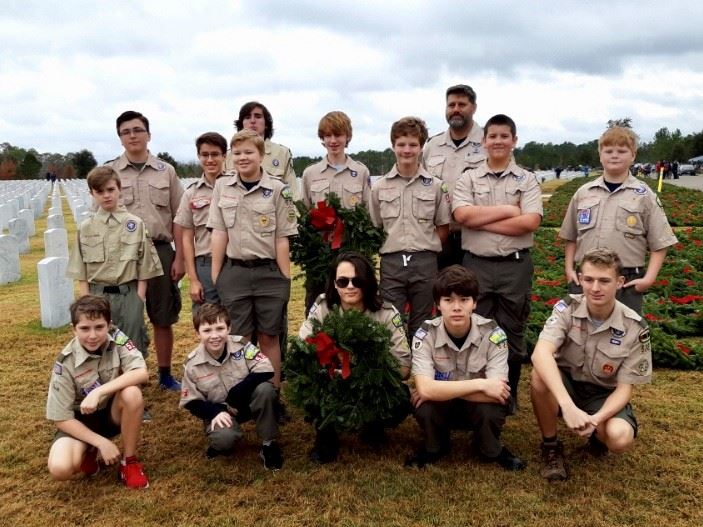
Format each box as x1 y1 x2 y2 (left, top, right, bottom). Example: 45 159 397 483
591 343 629 380
310 180 330 205
615 200 645 236
148 179 170 208
426 156 445 178
505 181 523 206
379 189 401 219
192 206 210 227
576 198 600 233
80 235 104 263
342 183 363 208
472 181 492 206
218 197 239 229
119 232 141 261
121 183 135 206
412 190 435 221
252 201 276 235
466 351 487 380
560 330 586 367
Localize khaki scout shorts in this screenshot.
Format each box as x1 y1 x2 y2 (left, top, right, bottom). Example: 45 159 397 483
147 242 182 326
53 396 120 443
560 370 638 435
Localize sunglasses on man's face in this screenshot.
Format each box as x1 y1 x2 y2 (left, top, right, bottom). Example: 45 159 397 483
335 276 363 288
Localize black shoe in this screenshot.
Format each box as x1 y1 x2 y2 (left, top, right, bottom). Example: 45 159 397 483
482 447 526 471
205 447 233 459
260 442 284 470
360 426 387 447
309 428 339 464
587 434 609 457
275 400 291 425
404 448 448 469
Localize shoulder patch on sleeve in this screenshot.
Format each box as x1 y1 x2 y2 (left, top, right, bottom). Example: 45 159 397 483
112 329 130 346
554 297 571 312
53 361 63 375
638 328 650 343
414 322 431 341
489 327 508 345
244 342 261 360
281 186 292 201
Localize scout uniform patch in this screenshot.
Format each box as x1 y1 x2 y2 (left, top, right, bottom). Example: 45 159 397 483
262 188 272 198
488 327 508 345
420 176 432 186
126 220 137 232
392 313 403 328
259 215 270 228
626 215 637 227
578 208 591 224
637 359 649 373
434 371 451 381
281 187 292 200
244 342 260 360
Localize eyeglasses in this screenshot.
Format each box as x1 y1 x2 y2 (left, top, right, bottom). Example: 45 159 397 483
335 276 363 288
118 127 148 137
198 152 223 159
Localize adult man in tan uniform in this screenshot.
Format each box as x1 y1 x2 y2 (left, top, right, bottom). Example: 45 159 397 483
225 101 299 200
424 84 486 268
531 249 652 481
107 110 185 391
174 132 228 312
453 114 543 412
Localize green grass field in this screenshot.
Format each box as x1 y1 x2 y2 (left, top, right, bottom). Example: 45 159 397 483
1 190 701 527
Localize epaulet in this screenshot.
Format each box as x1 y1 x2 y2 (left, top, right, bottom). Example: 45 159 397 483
185 349 198 362
103 158 117 165
315 294 326 305
55 348 71 363
382 300 396 311
186 181 197 189
428 131 443 140
636 316 648 329
230 335 249 345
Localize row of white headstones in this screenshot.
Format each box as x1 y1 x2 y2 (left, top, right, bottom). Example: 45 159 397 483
0 179 94 328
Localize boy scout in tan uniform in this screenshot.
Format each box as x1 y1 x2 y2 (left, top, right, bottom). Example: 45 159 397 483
407 265 524 470
560 127 677 314
46 295 150 488
180 304 279 466
67 166 163 356
453 114 543 411
108 110 185 390
531 249 652 481
300 111 371 312
369 117 451 340
424 84 486 269
226 101 300 200
174 132 228 312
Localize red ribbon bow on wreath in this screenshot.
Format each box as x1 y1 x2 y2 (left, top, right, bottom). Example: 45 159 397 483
310 201 344 249
306 331 351 379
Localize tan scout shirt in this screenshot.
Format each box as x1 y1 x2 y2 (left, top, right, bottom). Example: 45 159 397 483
107 152 184 242
67 207 163 284
300 156 370 209
538 294 652 388
207 171 298 260
299 295 411 370
179 336 273 407
453 159 543 256
423 125 486 194
368 166 451 254
559 175 678 268
226 139 299 200
411 314 509 382
46 329 147 421
174 175 219 257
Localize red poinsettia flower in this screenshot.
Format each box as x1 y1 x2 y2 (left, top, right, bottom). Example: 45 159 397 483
644 313 660 322
306 331 351 379
536 279 562 286
676 342 691 356
546 298 560 306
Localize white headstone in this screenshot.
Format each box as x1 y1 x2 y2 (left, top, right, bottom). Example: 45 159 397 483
48 206 62 217
0 235 21 284
0 203 11 231
8 218 29 253
38 256 73 328
47 214 65 229
44 228 69 258
7 199 18 219
18 208 35 236
30 197 42 219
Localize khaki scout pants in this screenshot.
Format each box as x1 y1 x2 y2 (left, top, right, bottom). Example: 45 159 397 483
90 281 149 358
204 382 278 452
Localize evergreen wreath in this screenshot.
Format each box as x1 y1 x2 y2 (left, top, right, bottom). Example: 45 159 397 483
285 307 408 431
290 193 386 291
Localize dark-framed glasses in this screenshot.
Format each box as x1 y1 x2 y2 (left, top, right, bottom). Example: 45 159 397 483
335 276 363 288
118 127 148 137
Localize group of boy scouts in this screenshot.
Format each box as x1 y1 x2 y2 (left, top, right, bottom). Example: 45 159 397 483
46 83 677 489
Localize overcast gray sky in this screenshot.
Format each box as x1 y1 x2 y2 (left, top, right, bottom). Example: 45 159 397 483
1 0 701 163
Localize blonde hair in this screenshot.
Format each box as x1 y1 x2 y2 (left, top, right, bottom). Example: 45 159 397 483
599 127 638 153
230 129 265 156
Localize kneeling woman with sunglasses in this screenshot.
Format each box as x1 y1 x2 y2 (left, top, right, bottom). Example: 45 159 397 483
298 251 411 463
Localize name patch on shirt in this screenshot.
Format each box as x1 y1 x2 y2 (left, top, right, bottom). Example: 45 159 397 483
80 380 102 397
610 338 621 346
578 209 591 224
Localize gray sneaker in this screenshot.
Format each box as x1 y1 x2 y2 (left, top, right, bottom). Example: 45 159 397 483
540 441 568 481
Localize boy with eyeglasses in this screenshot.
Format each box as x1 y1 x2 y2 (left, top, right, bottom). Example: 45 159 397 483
175 132 228 312
107 110 185 391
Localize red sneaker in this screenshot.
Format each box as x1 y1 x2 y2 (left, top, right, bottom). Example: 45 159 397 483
80 447 99 476
119 459 149 489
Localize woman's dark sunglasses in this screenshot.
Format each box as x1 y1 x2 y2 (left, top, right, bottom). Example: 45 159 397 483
335 276 363 288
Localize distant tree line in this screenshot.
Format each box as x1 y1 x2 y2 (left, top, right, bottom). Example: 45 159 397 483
3 124 702 180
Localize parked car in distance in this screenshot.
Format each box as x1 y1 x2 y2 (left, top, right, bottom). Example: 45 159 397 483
678 163 696 175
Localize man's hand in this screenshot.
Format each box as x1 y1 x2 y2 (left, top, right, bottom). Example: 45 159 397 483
482 378 511 404
210 411 233 431
189 279 204 303
566 268 580 286
561 403 597 437
623 276 654 293
171 257 186 282
80 388 103 414
97 438 121 465
410 388 427 409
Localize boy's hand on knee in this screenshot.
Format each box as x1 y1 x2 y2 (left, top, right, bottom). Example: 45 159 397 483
562 403 597 437
98 439 120 465
210 411 233 431
80 389 103 414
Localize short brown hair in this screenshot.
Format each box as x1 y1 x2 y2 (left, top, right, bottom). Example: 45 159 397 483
230 129 265 156
432 265 479 303
446 84 476 104
70 295 111 326
599 126 638 153
196 132 227 155
579 248 624 276
193 303 231 330
390 116 428 147
318 111 352 144
87 166 121 192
